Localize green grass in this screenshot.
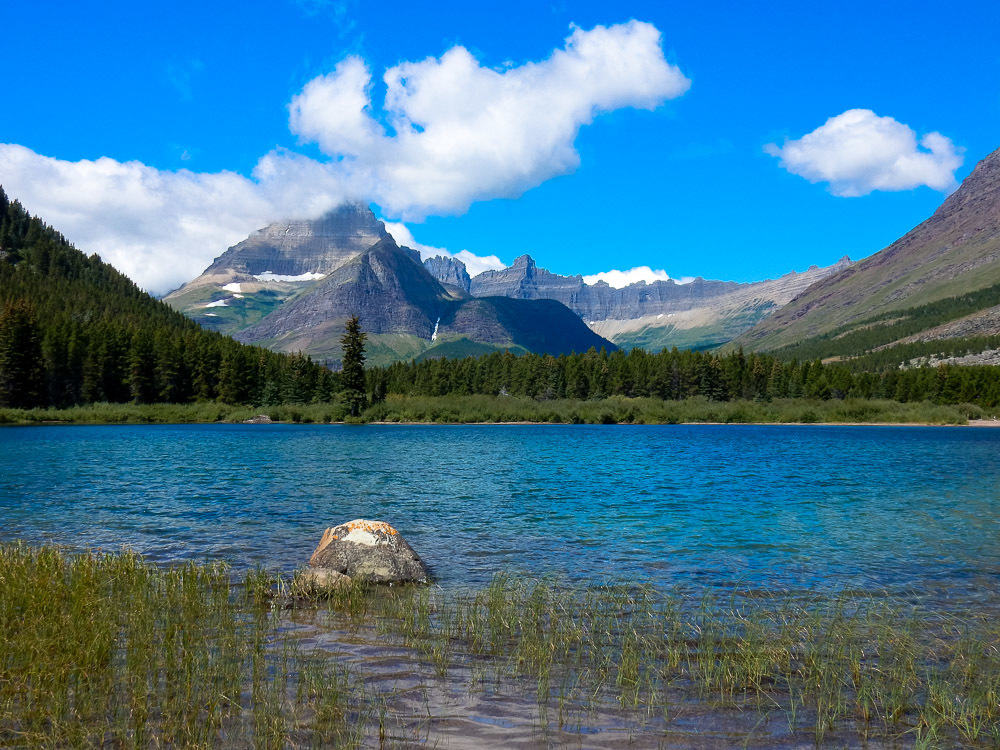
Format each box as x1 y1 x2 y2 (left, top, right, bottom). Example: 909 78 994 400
3 545 999 747
0 401 351 425
0 395 987 426
363 394 980 425
413 336 523 362
0 545 378 747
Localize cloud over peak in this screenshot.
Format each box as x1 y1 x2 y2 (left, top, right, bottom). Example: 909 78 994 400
582 266 687 288
0 21 687 294
381 221 504 277
765 109 963 197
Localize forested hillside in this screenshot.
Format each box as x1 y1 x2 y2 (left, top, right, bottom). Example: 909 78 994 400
0 188 336 408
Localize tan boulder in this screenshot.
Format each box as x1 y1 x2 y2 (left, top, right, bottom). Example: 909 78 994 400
309 519 429 584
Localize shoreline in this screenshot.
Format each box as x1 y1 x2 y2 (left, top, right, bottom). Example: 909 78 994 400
368 419 1000 427
2 396 994 428
5 418 999 427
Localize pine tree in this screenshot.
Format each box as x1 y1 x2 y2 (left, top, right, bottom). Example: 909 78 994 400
340 316 367 416
0 300 44 408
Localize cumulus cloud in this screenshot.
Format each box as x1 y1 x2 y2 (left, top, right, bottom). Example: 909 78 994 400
0 21 687 294
0 144 356 294
289 20 689 218
382 221 504 277
765 109 963 196
582 266 685 288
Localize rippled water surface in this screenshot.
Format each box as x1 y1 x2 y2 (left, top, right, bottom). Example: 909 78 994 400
3 423 999 598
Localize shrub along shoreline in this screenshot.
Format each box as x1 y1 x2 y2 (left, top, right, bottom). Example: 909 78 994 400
0 394 992 426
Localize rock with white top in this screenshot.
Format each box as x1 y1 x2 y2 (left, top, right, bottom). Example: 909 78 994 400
308 519 429 584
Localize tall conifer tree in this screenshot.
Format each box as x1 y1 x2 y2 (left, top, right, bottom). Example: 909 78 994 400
340 316 367 416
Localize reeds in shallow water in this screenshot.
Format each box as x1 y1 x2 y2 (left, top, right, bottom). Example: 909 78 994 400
2 545 999 746
313 573 1000 746
0 545 375 747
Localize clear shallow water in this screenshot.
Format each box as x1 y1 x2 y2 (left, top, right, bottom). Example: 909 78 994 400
2 424 999 600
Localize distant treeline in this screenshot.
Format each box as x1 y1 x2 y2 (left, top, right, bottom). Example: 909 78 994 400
0 187 337 409
371 347 1000 407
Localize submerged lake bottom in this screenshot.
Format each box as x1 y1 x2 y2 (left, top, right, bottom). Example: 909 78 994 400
3 424 999 747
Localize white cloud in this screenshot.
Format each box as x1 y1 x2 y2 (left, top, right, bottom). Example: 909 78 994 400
290 20 689 219
382 221 504 277
582 266 685 288
0 21 687 294
765 109 963 197
0 143 355 294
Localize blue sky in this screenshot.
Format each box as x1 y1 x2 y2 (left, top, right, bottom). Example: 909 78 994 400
1 0 998 293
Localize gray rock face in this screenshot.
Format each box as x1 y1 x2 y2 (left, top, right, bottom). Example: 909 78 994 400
470 255 745 321
205 203 390 277
236 236 450 344
423 255 472 293
309 520 429 584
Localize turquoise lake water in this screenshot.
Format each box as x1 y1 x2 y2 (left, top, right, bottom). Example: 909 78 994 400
2 424 999 600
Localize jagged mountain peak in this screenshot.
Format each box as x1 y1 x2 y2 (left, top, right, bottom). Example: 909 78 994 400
232 234 613 363
423 255 472 294
202 201 389 278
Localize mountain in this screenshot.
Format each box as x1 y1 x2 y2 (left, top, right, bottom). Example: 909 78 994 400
167 200 851 363
165 204 390 336
170 205 614 366
0 187 333 408
423 255 471 294
463 254 850 351
234 236 613 365
734 147 1000 359
206 202 389 279
589 260 852 351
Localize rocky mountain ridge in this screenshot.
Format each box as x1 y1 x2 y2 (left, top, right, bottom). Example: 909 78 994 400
204 202 389 280
233 236 613 364
423 253 851 351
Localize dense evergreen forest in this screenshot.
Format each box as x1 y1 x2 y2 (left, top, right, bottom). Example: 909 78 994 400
0 188 337 408
371 347 1000 407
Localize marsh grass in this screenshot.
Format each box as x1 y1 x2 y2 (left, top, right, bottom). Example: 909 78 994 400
306 573 1000 746
0 395 982 426
3 546 999 747
0 401 353 426
364 394 979 425
0 545 379 748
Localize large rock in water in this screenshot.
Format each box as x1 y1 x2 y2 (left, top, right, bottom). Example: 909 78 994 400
308 520 429 584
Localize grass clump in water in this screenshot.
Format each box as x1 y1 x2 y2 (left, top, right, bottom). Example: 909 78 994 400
0 545 379 748
318 574 1000 747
